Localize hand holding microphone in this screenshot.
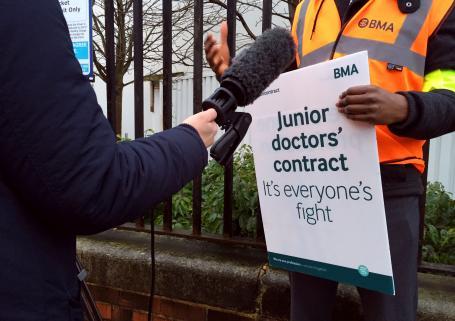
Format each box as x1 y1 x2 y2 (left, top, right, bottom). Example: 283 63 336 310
183 109 219 148
203 25 296 164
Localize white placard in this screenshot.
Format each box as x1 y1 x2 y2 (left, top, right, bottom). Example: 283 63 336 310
60 0 93 78
246 52 394 294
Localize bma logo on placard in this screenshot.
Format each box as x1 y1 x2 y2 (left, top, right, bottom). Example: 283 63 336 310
334 64 359 79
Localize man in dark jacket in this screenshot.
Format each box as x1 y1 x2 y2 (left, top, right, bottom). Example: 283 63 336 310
0 1 218 320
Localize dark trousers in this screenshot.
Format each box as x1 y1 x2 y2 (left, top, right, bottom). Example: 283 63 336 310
289 196 420 321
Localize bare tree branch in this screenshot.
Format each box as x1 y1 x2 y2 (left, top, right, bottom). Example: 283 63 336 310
91 0 294 133
207 0 257 40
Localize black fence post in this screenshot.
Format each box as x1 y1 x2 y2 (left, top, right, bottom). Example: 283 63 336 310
133 0 145 228
192 0 204 236
163 0 173 232
223 0 237 238
134 0 144 140
255 0 273 242
262 0 272 31
105 0 117 134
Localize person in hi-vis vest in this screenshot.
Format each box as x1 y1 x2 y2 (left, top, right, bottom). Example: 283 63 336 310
205 0 455 319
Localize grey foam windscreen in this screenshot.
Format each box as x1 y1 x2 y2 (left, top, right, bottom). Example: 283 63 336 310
221 28 296 106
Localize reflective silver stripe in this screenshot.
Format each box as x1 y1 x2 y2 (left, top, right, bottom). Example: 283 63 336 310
296 0 311 66
395 0 434 48
336 36 426 76
299 42 335 68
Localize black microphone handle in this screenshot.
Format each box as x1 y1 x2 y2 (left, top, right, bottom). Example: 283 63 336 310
201 87 237 128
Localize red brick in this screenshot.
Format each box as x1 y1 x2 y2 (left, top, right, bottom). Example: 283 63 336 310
89 284 120 305
133 297 160 315
152 297 161 314
112 305 132 321
96 302 112 320
132 310 149 321
118 291 150 311
160 298 206 321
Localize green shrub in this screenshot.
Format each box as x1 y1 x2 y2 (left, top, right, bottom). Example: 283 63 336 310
422 182 455 265
153 145 259 236
232 145 259 236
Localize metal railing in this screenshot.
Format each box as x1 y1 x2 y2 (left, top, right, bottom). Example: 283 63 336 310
101 0 275 246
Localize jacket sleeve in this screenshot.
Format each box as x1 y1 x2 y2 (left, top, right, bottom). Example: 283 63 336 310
0 0 207 234
388 6 455 139
390 89 455 139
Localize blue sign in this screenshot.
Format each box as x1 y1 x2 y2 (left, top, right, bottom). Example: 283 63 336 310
73 42 89 60
60 0 94 80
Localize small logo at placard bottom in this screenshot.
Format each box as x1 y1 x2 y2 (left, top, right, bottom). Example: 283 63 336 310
358 265 369 277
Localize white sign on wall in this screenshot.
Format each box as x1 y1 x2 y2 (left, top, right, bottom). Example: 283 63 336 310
246 52 394 295
60 0 93 79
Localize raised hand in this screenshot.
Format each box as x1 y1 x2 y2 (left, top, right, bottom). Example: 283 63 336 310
204 21 230 78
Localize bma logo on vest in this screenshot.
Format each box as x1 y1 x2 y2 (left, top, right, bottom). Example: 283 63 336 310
334 64 359 79
358 18 394 32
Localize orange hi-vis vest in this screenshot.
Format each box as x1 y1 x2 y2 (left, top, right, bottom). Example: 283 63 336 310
292 0 455 172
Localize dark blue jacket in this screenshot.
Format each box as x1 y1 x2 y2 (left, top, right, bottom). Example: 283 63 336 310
0 1 208 320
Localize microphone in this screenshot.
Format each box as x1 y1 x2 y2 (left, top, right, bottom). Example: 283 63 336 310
202 27 296 165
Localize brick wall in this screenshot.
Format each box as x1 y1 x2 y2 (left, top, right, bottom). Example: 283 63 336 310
79 231 455 321
88 284 257 321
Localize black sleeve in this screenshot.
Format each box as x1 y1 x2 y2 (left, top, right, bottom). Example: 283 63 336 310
390 89 455 139
388 6 455 139
425 4 455 73
0 0 208 234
